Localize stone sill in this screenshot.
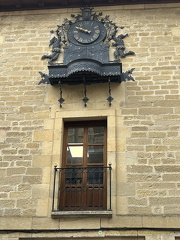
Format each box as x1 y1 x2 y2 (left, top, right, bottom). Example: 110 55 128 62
51 210 112 218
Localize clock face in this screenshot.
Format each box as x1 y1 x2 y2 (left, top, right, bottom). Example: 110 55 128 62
68 20 107 45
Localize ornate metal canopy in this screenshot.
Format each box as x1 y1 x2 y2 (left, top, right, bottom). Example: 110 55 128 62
39 7 135 107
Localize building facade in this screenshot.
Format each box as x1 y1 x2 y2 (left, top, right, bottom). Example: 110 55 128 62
0 1 180 240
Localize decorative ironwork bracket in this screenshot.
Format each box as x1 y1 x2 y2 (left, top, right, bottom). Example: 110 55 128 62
121 68 135 82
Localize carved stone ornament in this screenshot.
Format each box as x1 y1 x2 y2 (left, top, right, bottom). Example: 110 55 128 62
39 7 135 107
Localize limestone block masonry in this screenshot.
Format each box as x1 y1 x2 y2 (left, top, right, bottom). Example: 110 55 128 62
0 3 180 240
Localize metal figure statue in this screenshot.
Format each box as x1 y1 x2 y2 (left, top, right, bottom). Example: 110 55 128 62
112 33 135 61
41 35 62 65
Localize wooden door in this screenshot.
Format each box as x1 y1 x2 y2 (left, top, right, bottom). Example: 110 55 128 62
59 121 107 210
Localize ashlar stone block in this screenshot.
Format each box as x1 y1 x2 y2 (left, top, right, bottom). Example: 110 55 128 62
0 217 32 230
59 217 100 230
33 130 53 142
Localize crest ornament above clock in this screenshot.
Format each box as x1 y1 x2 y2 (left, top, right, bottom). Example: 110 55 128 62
39 7 135 107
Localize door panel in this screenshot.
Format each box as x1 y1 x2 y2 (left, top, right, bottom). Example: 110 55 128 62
63 187 83 210
86 187 105 209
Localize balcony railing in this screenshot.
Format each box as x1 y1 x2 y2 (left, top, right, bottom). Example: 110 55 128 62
52 165 112 212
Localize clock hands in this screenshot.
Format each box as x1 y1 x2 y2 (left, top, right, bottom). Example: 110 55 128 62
71 21 102 44
75 26 91 34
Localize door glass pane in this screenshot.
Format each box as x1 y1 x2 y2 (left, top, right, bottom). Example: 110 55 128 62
88 127 104 144
66 146 83 164
68 128 84 144
65 167 83 184
87 166 104 184
87 146 103 163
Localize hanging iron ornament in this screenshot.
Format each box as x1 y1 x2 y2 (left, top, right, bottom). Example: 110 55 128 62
107 77 114 106
82 77 89 107
39 7 135 107
58 81 65 108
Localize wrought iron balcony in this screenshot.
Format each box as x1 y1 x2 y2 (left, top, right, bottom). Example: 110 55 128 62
52 166 112 213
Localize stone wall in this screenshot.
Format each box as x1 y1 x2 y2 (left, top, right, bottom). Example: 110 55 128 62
0 2 180 240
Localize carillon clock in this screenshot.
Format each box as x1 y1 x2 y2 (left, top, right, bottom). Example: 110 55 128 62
39 7 135 107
